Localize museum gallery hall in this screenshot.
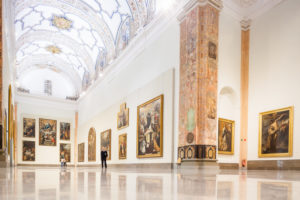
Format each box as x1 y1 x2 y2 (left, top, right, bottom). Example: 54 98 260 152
0 0 299 199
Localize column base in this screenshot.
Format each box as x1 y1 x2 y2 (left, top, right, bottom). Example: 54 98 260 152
178 145 216 160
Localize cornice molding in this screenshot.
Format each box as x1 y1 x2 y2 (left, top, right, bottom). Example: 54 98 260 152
177 0 223 22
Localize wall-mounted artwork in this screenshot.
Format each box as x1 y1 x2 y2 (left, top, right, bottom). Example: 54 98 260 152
60 143 71 162
78 143 84 162
119 134 127 159
88 127 96 161
208 41 217 60
218 118 235 155
259 107 293 157
137 95 163 158
23 118 35 138
39 118 57 146
60 122 70 141
101 129 111 160
117 103 129 130
23 141 35 161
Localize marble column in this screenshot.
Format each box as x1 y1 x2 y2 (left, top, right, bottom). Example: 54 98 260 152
178 0 222 161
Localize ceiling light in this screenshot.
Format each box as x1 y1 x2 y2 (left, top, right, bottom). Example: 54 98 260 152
81 91 86 97
15 81 20 87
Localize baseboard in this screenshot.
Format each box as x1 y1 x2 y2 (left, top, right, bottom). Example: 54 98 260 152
247 160 300 170
218 163 239 169
17 164 75 167
77 163 174 169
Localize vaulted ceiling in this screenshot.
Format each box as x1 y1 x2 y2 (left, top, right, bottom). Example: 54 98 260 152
14 0 156 99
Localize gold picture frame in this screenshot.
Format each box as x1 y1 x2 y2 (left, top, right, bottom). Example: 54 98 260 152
119 134 127 160
117 103 129 130
88 127 96 162
39 118 57 146
258 106 293 158
137 95 163 158
101 129 111 160
218 118 235 155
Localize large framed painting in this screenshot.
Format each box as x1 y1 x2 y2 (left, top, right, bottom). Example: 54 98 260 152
39 118 57 146
60 143 71 162
23 118 35 138
88 127 96 162
137 95 163 158
117 103 129 130
78 143 84 162
259 107 293 157
23 141 35 161
60 122 70 141
218 118 235 155
101 129 111 160
119 134 127 159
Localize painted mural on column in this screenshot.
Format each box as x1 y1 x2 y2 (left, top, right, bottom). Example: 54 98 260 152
178 4 220 160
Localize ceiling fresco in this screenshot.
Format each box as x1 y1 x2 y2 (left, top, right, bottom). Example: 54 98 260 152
14 0 156 98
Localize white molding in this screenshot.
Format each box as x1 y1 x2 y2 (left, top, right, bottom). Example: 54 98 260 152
15 92 77 111
241 19 252 31
178 0 223 22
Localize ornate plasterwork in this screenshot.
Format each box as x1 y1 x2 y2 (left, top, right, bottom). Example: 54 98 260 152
46 45 62 54
52 15 72 30
232 0 258 8
13 0 156 98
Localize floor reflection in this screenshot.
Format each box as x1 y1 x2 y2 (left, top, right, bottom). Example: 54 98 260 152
0 167 299 199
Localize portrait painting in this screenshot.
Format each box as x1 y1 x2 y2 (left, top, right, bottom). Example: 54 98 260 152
218 118 235 155
60 122 70 141
23 118 35 138
117 103 129 130
258 182 291 200
137 95 163 158
119 134 127 159
259 107 293 157
60 143 71 162
78 143 84 162
88 127 96 162
39 118 57 146
101 129 111 160
23 141 35 161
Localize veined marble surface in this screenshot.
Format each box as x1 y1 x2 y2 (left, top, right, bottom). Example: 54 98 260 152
0 166 299 199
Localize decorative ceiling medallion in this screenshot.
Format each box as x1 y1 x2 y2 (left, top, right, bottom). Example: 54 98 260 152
46 45 62 54
52 15 73 30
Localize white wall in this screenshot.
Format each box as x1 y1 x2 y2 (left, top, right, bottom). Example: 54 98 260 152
78 69 175 165
16 95 76 165
77 18 180 165
248 0 300 160
217 11 242 164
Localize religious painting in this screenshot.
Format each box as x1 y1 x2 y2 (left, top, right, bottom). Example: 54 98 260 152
259 107 293 157
60 122 70 141
39 118 57 146
23 118 35 138
88 127 96 162
137 95 163 158
119 134 127 159
22 141 35 161
78 143 84 162
218 118 235 155
101 129 111 160
117 103 129 130
208 41 217 59
60 143 71 162
258 182 292 200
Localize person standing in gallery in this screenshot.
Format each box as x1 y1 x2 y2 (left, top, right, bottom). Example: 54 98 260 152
101 147 108 169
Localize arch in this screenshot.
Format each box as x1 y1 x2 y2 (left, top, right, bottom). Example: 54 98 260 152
15 0 115 60
16 31 94 74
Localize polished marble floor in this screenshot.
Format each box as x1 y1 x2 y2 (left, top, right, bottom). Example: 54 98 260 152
0 166 299 200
